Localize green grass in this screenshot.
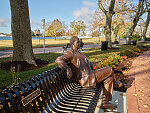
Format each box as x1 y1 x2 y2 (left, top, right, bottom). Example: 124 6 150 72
0 52 62 87
0 42 149 87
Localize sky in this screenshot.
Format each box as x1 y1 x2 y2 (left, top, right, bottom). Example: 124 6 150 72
0 0 98 34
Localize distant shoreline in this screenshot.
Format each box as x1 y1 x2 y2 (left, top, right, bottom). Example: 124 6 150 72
0 36 69 40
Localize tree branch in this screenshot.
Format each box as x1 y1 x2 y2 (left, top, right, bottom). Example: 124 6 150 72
98 0 107 14
109 0 115 14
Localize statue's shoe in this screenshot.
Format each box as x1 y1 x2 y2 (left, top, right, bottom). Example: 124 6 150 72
101 102 117 109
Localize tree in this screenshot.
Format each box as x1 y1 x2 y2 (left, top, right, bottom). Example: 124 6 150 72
91 9 105 37
92 30 100 37
127 0 150 44
70 20 86 36
9 0 36 66
142 11 150 41
119 22 131 38
47 19 64 40
98 0 116 48
111 17 124 37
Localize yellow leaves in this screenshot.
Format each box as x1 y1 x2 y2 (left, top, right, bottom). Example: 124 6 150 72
123 70 129 75
92 93 96 96
133 93 138 97
138 89 143 93
143 104 148 108
142 94 145 97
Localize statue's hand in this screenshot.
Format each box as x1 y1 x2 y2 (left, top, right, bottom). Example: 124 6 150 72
67 68 73 79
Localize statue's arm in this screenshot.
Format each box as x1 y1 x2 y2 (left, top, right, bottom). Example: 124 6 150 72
55 51 73 78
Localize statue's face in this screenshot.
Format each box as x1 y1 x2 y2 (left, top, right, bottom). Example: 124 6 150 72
74 37 80 50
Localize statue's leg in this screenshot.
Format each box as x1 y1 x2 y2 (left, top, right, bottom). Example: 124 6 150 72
102 77 113 103
95 67 117 109
95 66 113 82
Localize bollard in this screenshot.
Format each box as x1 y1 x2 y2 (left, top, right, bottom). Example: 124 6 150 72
101 41 108 51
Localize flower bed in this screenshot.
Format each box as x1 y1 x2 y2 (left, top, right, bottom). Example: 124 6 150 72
94 46 147 70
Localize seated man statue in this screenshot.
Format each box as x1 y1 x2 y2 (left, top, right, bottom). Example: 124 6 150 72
55 36 117 109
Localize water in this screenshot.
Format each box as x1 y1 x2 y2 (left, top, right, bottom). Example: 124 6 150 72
0 36 66 40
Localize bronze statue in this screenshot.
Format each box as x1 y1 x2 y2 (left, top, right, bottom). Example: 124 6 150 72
55 36 117 109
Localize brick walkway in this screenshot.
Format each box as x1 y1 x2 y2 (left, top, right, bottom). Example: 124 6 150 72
127 49 150 113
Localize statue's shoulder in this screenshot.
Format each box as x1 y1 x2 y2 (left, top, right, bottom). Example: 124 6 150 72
65 50 73 55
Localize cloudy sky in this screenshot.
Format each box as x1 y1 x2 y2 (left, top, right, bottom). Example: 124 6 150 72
0 0 98 34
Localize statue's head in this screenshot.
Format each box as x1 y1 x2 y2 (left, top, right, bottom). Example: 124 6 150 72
70 36 80 50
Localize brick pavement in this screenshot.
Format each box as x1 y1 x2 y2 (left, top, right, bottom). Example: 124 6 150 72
127 49 150 113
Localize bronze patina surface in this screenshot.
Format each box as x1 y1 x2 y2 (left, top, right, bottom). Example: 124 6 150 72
55 36 117 109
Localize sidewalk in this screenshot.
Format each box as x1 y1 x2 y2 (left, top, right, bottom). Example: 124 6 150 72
0 44 100 58
127 49 150 113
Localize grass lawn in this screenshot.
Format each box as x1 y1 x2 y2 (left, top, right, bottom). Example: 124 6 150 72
0 37 106 50
0 42 149 88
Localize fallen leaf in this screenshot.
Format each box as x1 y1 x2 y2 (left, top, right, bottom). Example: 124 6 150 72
143 104 148 108
133 94 138 97
92 93 96 95
138 89 143 92
142 94 145 96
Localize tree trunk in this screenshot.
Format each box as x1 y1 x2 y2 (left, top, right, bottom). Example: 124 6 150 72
142 11 150 42
98 0 115 48
127 0 145 44
105 14 112 48
127 16 140 44
10 0 36 66
54 35 56 40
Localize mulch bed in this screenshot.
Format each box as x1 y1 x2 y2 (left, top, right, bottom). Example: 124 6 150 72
0 59 49 72
113 49 148 92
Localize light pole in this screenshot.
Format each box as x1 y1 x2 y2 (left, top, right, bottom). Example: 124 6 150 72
41 19 45 53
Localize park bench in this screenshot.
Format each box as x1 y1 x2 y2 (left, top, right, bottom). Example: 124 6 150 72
112 40 119 45
0 67 103 113
63 43 84 52
62 43 71 52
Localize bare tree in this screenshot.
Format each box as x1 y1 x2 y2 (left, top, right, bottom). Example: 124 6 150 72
9 0 36 66
127 0 150 44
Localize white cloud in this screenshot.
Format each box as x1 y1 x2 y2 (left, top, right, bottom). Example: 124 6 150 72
82 1 95 7
0 18 10 27
73 1 95 28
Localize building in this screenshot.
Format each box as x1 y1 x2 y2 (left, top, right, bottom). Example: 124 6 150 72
34 29 40 36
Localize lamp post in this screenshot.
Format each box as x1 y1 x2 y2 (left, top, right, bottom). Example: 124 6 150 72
41 19 45 53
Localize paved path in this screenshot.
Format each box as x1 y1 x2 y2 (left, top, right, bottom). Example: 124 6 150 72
95 90 127 113
127 49 150 113
0 44 101 58
0 39 128 58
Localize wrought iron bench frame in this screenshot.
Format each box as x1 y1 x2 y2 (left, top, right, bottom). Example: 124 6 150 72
0 67 103 113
